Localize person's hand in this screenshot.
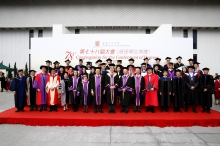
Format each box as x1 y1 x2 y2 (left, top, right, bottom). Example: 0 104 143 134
191 86 194 90
73 90 77 92
173 93 175 96
110 86 115 89
169 92 171 95
91 91 94 96
122 89 126 92
160 92 162 95
103 90 105 95
150 88 154 91
218 88 220 90
204 89 207 92
37 89 40 92
14 91 16 95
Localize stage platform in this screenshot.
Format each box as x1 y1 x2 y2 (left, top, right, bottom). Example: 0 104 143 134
0 104 220 127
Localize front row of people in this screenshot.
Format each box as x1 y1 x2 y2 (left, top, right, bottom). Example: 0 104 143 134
11 64 214 114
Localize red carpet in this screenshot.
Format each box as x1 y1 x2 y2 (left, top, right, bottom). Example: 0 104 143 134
0 104 220 127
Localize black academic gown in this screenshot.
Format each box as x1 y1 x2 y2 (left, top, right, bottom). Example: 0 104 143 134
118 75 133 106
116 72 122 97
200 75 214 107
13 76 27 109
133 75 145 106
46 67 52 74
105 72 119 105
27 76 37 105
159 77 172 107
172 76 185 108
90 74 105 106
174 63 184 70
154 70 163 77
153 64 164 71
68 76 81 105
78 81 91 106
185 73 199 107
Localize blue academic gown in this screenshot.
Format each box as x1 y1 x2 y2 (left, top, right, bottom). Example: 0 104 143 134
14 76 27 109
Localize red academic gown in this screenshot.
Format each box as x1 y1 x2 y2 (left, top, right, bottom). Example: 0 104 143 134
46 74 60 105
144 73 159 106
215 80 220 99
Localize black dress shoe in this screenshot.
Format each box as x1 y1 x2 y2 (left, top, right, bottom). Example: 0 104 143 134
137 109 141 113
133 109 136 113
15 109 19 112
94 110 97 113
178 109 182 112
207 111 211 114
39 109 43 112
30 109 33 111
185 109 188 112
193 110 197 113
112 110 116 114
151 110 155 113
202 109 206 113
120 109 125 113
160 109 164 112
99 109 103 113
44 108 47 111
125 110 128 114
108 110 111 114
20 109 24 112
165 109 169 112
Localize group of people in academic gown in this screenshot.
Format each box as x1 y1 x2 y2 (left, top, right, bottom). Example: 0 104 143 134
10 56 215 114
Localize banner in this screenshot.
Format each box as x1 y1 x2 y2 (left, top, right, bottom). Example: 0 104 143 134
31 34 193 72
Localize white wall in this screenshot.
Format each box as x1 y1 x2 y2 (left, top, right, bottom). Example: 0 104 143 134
0 0 220 28
0 28 52 69
172 28 220 74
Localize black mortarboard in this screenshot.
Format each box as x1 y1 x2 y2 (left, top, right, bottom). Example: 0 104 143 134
53 61 60 64
29 70 36 73
68 66 74 70
116 65 123 69
169 62 174 65
175 69 182 73
155 58 161 61
95 67 101 70
165 57 171 60
127 65 134 68
143 57 149 61
18 69 23 73
59 66 65 70
202 67 210 71
65 59 71 62
153 64 160 68
95 59 102 64
187 66 195 69
86 61 92 66
141 63 147 66
91 66 95 69
117 60 122 63
176 56 182 60
45 60 52 64
79 59 83 62
100 63 106 66
128 58 134 62
106 58 112 62
188 58 194 62
109 63 115 67
40 65 48 69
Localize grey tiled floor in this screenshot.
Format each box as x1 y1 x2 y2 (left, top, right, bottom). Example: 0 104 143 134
0 92 220 146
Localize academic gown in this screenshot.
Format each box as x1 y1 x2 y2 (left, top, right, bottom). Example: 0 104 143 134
200 75 214 107
46 74 60 105
105 72 119 105
78 81 91 106
153 64 164 71
68 76 81 105
159 77 171 106
174 63 184 70
116 72 122 97
133 75 145 106
13 76 27 108
144 73 159 106
172 76 185 108
33 73 49 105
185 73 199 106
214 80 220 98
75 65 83 74
26 76 37 106
154 70 162 77
90 74 105 106
118 75 133 106
46 67 52 74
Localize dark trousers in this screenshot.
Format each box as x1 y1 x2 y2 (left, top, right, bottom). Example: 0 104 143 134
94 105 103 110
40 104 47 110
72 104 78 111
108 105 115 112
122 105 129 111
30 105 38 110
